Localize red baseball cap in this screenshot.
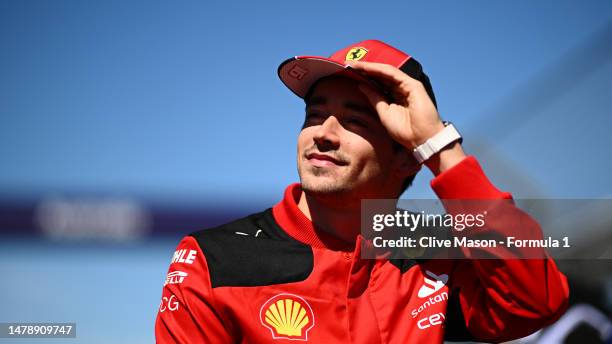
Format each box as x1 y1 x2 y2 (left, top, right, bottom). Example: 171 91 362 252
277 39 437 107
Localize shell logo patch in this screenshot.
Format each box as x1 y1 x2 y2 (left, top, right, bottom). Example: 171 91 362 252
346 47 368 61
259 293 315 341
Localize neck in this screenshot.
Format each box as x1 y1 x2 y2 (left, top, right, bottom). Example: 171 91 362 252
296 190 363 246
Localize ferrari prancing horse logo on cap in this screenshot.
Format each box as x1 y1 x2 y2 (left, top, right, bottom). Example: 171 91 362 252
260 293 315 341
346 47 368 61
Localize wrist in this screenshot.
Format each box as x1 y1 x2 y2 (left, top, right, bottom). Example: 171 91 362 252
424 142 467 176
413 122 445 147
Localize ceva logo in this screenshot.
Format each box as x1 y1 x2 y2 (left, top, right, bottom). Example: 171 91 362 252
418 270 448 298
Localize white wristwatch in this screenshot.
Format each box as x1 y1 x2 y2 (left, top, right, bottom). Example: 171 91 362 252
412 122 462 164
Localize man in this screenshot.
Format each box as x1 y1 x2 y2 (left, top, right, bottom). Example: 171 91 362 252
155 40 569 343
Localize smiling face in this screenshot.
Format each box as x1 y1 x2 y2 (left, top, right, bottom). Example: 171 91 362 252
297 76 414 202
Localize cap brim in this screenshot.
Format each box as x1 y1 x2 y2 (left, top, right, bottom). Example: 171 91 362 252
278 56 378 99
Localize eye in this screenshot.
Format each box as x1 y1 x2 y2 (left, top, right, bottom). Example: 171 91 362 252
344 117 367 128
304 111 326 125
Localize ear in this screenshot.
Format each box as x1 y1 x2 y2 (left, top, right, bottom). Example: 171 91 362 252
393 148 421 179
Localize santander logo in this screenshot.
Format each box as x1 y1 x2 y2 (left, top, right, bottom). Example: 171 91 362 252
417 270 448 298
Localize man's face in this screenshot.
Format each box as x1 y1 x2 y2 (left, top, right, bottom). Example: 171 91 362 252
297 76 412 201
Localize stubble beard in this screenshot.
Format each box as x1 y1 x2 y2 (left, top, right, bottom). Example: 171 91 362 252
298 159 393 203
299 164 349 195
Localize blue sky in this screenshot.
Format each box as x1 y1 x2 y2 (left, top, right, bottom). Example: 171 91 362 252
1 0 611 204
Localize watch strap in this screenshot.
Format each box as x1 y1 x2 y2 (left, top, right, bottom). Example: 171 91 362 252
412 123 462 163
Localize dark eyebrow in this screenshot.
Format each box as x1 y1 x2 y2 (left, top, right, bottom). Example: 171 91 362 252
305 95 327 108
306 96 374 117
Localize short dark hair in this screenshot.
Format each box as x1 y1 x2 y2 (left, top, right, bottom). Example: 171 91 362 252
392 140 417 195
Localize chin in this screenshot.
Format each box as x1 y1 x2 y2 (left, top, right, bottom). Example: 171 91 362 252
300 175 352 196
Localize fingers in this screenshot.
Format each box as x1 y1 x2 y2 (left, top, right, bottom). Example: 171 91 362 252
348 61 421 91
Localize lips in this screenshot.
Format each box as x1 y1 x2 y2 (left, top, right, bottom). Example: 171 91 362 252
306 153 346 167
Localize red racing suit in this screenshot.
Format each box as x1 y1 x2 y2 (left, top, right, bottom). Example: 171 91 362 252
155 156 569 343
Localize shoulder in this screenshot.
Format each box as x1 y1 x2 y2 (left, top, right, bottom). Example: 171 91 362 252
186 208 314 288
190 207 290 241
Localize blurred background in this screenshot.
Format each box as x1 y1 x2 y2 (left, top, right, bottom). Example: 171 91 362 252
1 0 611 343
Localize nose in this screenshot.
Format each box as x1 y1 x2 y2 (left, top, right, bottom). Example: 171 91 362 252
313 116 341 149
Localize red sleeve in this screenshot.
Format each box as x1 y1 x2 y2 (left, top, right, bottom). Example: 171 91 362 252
431 156 570 343
155 236 233 343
